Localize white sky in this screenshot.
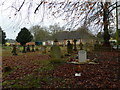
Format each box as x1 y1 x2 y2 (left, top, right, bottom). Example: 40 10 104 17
0 0 120 39
0 0 67 39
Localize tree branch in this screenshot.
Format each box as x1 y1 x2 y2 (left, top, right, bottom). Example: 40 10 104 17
108 4 120 15
108 2 116 8
18 0 25 12
34 2 43 14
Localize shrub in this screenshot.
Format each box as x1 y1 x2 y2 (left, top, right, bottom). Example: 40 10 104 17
3 66 12 72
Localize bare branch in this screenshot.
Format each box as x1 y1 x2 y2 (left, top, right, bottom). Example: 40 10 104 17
34 2 43 14
108 4 120 15
108 2 116 8
18 0 25 12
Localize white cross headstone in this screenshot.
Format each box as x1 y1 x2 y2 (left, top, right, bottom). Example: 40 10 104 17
78 50 87 62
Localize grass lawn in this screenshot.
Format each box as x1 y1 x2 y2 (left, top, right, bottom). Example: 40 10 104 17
2 45 120 88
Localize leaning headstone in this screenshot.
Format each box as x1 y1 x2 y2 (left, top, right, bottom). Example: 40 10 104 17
50 40 61 59
12 45 18 55
26 45 31 52
78 50 87 62
67 40 73 54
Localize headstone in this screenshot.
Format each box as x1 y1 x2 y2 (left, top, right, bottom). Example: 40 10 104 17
12 45 18 55
78 50 87 62
67 40 73 54
79 42 83 50
41 46 46 54
31 45 35 52
26 45 30 52
73 39 77 51
50 40 61 59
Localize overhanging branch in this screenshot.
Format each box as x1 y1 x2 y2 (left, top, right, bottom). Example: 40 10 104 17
108 4 120 15
18 0 25 12
34 2 43 14
108 2 116 8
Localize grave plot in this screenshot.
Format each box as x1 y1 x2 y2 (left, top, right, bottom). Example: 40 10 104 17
2 46 120 88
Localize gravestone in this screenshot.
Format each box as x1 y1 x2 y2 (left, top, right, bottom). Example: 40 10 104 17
79 42 83 50
41 46 46 54
12 45 18 55
50 40 61 59
31 45 35 52
73 39 77 51
67 40 73 54
26 45 30 52
78 50 87 62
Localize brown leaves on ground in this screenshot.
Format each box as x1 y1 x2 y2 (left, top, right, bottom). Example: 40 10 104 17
43 61 120 88
2 51 120 88
2 52 50 81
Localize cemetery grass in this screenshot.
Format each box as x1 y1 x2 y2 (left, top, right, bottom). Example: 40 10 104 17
2 46 120 88
2 46 67 88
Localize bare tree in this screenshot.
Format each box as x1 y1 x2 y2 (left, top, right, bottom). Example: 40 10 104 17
1 0 120 46
30 25 50 41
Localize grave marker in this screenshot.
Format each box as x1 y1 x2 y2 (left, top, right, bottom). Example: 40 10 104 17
78 50 87 62
12 45 18 55
67 40 73 54
50 40 61 59
32 45 35 52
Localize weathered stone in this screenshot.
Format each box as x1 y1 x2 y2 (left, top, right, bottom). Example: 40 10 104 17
73 39 77 51
78 50 87 62
41 46 47 54
79 42 83 50
67 40 73 54
32 45 35 52
50 40 61 59
12 45 18 55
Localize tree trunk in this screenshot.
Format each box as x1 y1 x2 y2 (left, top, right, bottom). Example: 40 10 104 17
103 2 110 47
22 45 26 53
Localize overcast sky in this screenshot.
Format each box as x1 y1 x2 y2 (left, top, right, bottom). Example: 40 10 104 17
0 0 67 39
0 0 120 39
